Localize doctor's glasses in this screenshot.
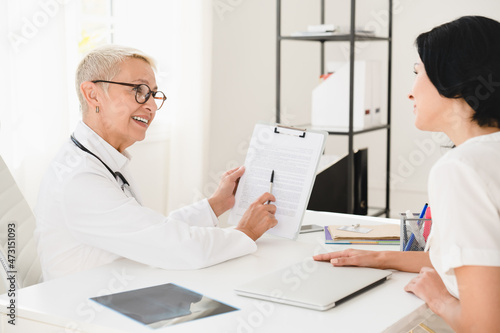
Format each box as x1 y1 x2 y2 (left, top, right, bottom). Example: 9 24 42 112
92 80 167 110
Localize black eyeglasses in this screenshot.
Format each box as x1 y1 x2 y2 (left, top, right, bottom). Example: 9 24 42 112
92 80 167 110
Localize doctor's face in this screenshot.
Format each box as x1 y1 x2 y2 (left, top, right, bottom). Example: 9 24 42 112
95 57 158 152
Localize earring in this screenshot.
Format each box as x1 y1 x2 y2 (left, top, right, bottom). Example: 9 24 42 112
96 106 100 113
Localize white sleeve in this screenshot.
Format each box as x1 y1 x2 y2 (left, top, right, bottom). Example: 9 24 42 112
428 158 500 273
168 199 219 227
63 171 256 270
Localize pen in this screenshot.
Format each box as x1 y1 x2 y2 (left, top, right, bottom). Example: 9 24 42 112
404 203 428 251
267 170 274 204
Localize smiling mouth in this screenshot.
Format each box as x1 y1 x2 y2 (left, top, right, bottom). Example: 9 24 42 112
132 116 149 125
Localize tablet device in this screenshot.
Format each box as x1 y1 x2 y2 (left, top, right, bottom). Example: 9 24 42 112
91 283 237 328
299 224 324 233
234 259 391 311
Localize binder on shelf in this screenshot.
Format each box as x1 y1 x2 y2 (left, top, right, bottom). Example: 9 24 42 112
307 148 368 215
311 60 382 131
228 123 327 240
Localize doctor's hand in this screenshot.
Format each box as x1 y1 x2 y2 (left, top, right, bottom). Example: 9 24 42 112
236 193 278 241
208 166 246 217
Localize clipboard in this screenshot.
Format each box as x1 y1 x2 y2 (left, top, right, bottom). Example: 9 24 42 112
228 123 327 239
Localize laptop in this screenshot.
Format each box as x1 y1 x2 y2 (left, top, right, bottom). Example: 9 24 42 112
234 258 391 311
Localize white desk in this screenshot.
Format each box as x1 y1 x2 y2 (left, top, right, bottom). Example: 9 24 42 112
0 211 431 333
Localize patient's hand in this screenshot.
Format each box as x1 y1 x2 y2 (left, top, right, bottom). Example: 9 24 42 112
313 249 386 269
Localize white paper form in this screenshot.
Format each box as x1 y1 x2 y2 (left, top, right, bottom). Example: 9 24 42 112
228 124 327 239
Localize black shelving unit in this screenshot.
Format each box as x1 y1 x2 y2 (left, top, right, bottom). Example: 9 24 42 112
276 0 392 217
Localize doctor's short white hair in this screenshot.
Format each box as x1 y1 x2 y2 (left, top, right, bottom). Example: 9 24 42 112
75 44 157 112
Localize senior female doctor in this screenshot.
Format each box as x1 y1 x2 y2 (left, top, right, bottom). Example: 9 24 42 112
34 45 277 281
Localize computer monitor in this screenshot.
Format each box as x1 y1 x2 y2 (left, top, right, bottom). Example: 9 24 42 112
307 148 367 215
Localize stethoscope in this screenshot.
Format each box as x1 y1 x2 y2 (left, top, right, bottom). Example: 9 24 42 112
70 134 138 200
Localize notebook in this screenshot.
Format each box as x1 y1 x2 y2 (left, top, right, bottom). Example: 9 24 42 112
234 259 391 311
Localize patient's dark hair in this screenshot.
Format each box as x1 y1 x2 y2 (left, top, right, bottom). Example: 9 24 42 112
416 16 500 128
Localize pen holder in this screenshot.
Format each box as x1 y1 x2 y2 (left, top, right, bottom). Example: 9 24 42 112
400 213 432 251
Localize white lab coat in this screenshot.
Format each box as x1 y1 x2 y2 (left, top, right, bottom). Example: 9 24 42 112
34 121 256 281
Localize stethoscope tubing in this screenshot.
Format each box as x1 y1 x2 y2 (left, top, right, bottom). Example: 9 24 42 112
70 134 131 192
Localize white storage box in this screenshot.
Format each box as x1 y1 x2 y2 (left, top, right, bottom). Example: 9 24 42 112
311 60 381 131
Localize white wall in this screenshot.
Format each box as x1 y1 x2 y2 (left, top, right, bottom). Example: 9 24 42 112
209 0 500 219
0 0 75 208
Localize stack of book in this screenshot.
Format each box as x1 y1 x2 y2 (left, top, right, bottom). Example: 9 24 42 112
290 24 375 37
291 24 336 37
324 224 400 245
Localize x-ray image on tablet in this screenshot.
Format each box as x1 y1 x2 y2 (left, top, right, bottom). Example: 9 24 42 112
91 283 238 328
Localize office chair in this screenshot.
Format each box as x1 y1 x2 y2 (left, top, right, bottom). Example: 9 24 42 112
0 156 42 294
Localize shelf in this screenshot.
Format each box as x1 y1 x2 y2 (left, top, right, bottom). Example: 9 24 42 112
280 35 391 42
295 124 390 136
276 0 392 216
368 207 388 217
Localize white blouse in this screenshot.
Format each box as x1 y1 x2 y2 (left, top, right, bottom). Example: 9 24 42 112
34 121 256 281
427 131 500 298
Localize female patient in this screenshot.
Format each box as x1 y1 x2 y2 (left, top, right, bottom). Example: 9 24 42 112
314 16 500 332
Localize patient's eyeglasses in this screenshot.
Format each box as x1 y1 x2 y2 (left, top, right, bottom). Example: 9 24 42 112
92 80 167 110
